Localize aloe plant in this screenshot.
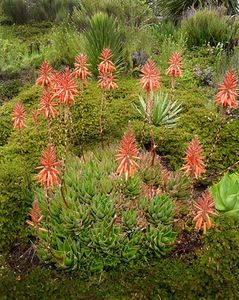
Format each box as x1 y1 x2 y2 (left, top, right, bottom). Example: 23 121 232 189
32 146 177 272
136 92 182 128
210 173 239 220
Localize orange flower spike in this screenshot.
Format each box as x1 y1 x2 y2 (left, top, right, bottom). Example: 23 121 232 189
116 128 141 180
12 103 26 130
98 48 116 73
182 137 206 179
166 52 183 78
37 144 61 188
73 54 91 81
140 59 161 93
193 190 218 234
40 91 58 119
216 69 238 109
54 68 78 105
98 72 118 91
36 61 53 88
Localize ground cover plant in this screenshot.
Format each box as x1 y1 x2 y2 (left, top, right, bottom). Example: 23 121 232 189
0 1 239 299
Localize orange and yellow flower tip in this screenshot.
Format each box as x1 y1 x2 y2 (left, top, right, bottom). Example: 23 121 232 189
140 59 161 93
98 72 118 91
166 52 183 78
98 48 116 73
36 61 53 88
182 137 206 179
26 200 43 228
40 91 58 119
12 102 26 130
73 53 91 81
36 144 60 188
116 127 141 180
193 190 218 234
216 69 238 109
54 68 78 105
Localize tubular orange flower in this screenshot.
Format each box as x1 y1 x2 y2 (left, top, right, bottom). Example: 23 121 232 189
182 137 206 179
40 91 58 119
12 103 26 130
166 52 183 78
54 68 78 105
193 190 218 234
98 48 116 73
37 144 60 188
215 69 238 109
36 61 53 88
140 59 161 93
98 72 118 90
73 54 91 81
26 200 46 232
116 128 141 180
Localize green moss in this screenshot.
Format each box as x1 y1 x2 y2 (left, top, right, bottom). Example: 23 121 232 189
1 217 239 299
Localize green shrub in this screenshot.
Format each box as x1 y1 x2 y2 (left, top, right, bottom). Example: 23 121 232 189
1 0 80 24
155 0 238 20
72 0 154 30
132 108 239 178
0 156 33 252
44 24 84 67
0 79 21 104
84 13 125 77
182 9 237 49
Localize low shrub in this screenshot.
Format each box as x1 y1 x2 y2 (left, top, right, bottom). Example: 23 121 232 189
132 108 239 178
0 156 33 252
0 79 21 104
182 9 238 49
1 0 80 24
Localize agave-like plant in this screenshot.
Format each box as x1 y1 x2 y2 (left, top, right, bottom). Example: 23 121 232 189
84 12 124 77
135 92 182 128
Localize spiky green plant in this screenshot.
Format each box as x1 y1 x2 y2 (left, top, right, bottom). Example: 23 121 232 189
147 195 175 225
84 12 124 76
136 92 182 128
210 173 239 221
162 171 191 201
31 146 177 272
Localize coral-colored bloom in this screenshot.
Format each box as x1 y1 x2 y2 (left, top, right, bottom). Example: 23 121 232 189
98 72 118 90
166 52 183 78
32 110 39 125
116 128 141 180
26 200 46 232
73 54 91 81
98 48 116 73
182 137 206 179
53 68 78 105
36 61 53 87
12 103 26 130
37 144 60 188
40 91 58 119
140 59 161 93
216 69 238 109
193 190 218 234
